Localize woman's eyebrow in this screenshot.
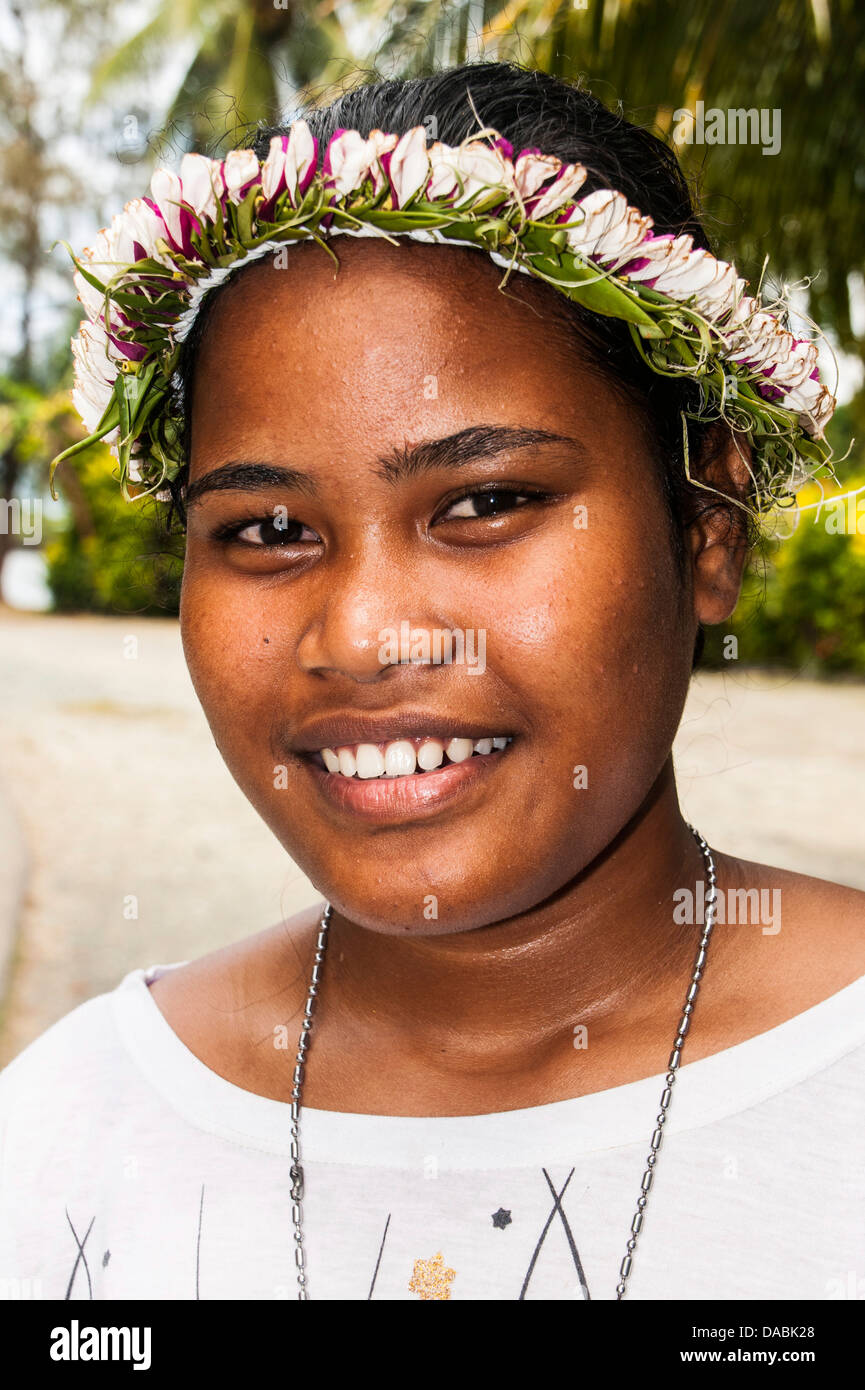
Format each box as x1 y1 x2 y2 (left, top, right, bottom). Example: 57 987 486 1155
185 425 585 506
375 424 586 482
185 462 318 508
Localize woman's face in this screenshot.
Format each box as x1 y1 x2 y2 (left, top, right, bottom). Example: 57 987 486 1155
180 238 699 934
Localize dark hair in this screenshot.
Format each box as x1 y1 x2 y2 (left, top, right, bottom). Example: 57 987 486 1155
172 61 747 663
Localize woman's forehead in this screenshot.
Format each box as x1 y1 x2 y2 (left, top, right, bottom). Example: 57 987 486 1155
187 238 603 455
196 234 568 357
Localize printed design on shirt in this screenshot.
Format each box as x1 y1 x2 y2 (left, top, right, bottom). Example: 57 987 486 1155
195 1184 205 1300
64 1208 95 1300
518 1168 591 1301
408 1251 457 1300
491 1208 512 1229
367 1213 391 1300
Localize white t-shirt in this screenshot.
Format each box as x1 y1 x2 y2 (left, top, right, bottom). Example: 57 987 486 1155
1 963 864 1302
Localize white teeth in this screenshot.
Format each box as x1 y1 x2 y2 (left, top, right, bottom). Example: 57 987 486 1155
355 743 386 779
337 747 357 778
417 739 444 771
384 740 417 777
445 737 474 764
319 735 512 778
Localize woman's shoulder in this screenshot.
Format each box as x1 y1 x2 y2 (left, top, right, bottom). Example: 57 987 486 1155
713 852 865 951
147 903 324 1006
144 905 326 1085
697 852 865 1048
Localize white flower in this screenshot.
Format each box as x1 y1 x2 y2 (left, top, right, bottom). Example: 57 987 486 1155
769 338 820 390
638 245 750 325
386 126 427 205
284 119 316 205
426 139 513 208
724 307 794 370
73 319 121 380
260 136 287 202
621 233 695 283
367 128 400 197
101 205 172 272
781 375 835 434
708 273 753 325
73 265 108 320
179 153 221 221
117 198 174 265
723 292 759 328
149 168 184 246
719 293 765 354
686 258 740 320
73 202 175 362
71 341 110 395
74 225 133 319
82 226 114 263
325 130 377 196
223 149 259 204
530 162 588 220
565 190 648 261
592 202 654 266
71 366 114 433
103 212 139 266
513 150 562 202
651 247 733 310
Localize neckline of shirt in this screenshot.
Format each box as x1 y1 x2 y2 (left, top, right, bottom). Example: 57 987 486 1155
110 964 865 1169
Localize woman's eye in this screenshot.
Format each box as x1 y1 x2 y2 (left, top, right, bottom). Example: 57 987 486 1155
440 490 535 521
228 516 319 547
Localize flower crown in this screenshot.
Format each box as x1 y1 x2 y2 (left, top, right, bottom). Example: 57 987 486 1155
52 119 839 513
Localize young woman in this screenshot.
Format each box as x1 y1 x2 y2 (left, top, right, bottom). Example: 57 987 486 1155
2 62 863 1303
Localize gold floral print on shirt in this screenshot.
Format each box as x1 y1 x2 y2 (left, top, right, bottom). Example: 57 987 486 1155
408 1251 457 1300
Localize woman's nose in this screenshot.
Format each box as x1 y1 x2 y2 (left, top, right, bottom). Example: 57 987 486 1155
295 549 449 684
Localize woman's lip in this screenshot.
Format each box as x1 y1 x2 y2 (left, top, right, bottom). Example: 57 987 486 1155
290 710 514 753
300 746 508 823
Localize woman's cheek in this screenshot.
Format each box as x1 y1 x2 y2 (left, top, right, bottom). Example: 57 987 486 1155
475 513 660 693
487 518 683 785
180 570 277 745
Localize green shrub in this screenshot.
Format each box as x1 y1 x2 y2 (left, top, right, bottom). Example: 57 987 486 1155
45 444 183 616
702 473 865 674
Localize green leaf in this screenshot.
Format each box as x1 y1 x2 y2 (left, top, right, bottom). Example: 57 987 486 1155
236 183 263 246
534 253 664 334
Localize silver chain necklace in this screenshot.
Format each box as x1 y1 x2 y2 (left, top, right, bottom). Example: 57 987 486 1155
289 822 718 1300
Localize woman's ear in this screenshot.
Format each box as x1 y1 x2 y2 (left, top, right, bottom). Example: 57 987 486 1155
689 428 753 625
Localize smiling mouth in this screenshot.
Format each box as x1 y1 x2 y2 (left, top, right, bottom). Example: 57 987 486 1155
308 734 513 780
298 732 515 822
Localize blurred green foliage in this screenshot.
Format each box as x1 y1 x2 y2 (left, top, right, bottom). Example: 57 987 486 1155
45 442 183 616
699 393 865 673
703 510 865 675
